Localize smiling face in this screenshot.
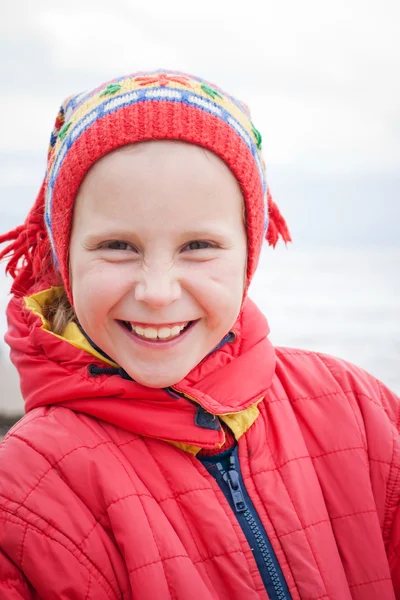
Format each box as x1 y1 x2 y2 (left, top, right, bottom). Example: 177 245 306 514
69 140 247 388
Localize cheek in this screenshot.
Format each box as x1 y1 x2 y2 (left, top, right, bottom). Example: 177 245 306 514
184 257 246 319
71 260 135 323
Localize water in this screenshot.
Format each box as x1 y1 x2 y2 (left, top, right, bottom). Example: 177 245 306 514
249 247 400 393
0 247 399 416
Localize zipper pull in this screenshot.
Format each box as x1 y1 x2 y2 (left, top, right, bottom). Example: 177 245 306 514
217 457 247 513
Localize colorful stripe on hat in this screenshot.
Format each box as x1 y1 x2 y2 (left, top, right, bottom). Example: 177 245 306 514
45 72 268 258
0 70 291 300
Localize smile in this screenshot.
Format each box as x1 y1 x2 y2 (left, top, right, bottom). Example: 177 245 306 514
121 320 194 341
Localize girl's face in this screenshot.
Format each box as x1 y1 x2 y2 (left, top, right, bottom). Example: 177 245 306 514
70 141 247 388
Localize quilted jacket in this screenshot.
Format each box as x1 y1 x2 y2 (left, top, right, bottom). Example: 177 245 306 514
0 288 399 599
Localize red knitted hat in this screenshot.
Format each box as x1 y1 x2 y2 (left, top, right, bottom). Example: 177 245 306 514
0 70 291 300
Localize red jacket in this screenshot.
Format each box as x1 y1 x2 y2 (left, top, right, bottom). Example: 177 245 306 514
0 288 399 599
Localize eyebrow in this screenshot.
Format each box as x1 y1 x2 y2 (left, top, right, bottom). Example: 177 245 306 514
175 227 233 239
82 225 233 242
83 229 137 241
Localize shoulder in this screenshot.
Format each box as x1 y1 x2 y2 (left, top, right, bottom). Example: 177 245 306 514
272 347 400 506
272 347 400 561
0 406 133 519
274 346 399 429
0 405 112 464
0 407 132 598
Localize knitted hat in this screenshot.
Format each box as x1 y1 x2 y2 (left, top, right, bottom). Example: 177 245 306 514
0 70 291 300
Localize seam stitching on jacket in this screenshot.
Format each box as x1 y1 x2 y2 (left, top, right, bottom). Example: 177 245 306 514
192 547 245 564
277 509 378 539
126 547 254 573
92 439 152 598
0 510 118 600
267 390 343 405
348 575 392 589
0 409 57 446
84 572 92 600
18 522 29 571
382 395 400 545
77 490 167 551
344 388 397 427
136 487 176 598
255 409 301 593
64 426 144 599
315 354 400 559
128 543 246 571
10 435 114 512
9 414 158 596
267 379 398 429
315 354 370 455
369 458 397 467
0 489 123 599
141 438 217 589
96 418 140 447
259 413 329 598
251 446 365 478
156 485 225 503
193 454 262 591
246 425 301 598
388 538 400 559
79 484 230 542
127 554 191 574
76 411 111 443
275 348 312 357
99 438 174 599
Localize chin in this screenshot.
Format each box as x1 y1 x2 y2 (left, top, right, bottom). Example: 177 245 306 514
138 378 176 389
120 351 207 389
127 368 189 390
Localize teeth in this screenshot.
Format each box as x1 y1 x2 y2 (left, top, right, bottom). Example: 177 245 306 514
158 327 173 339
144 328 158 339
170 325 182 337
128 322 189 341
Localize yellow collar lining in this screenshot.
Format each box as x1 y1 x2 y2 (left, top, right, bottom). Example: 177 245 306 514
24 287 262 451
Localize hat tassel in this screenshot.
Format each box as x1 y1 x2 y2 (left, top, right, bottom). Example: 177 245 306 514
0 181 52 296
266 189 292 247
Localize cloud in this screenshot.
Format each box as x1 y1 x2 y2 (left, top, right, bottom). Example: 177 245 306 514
1 0 399 173
0 0 399 247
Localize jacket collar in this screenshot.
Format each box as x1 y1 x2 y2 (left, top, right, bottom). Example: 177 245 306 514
6 288 276 452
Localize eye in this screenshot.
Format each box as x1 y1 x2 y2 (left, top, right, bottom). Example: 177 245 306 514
103 240 137 251
183 241 213 251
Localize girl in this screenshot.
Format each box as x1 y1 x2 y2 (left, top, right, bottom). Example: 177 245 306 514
0 70 398 600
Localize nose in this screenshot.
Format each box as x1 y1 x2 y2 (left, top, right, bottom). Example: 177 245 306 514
134 266 181 309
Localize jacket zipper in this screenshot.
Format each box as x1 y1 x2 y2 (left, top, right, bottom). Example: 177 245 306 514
200 447 291 600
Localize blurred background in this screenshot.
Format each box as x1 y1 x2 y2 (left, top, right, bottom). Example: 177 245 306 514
0 0 399 428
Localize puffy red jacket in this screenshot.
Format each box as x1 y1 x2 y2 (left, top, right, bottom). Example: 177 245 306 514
0 288 399 599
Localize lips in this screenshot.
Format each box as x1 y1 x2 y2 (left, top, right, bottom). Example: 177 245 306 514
121 320 193 341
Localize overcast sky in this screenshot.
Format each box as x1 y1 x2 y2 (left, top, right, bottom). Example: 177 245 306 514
1 0 399 245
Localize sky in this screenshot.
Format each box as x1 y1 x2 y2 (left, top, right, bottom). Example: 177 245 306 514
0 0 399 395
0 0 399 245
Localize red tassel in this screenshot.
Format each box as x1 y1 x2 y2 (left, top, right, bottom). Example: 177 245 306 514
265 189 292 247
0 181 54 296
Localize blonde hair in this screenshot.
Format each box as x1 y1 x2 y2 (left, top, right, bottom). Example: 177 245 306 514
42 286 76 336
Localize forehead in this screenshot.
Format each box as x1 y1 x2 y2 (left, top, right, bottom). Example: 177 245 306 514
75 140 244 222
